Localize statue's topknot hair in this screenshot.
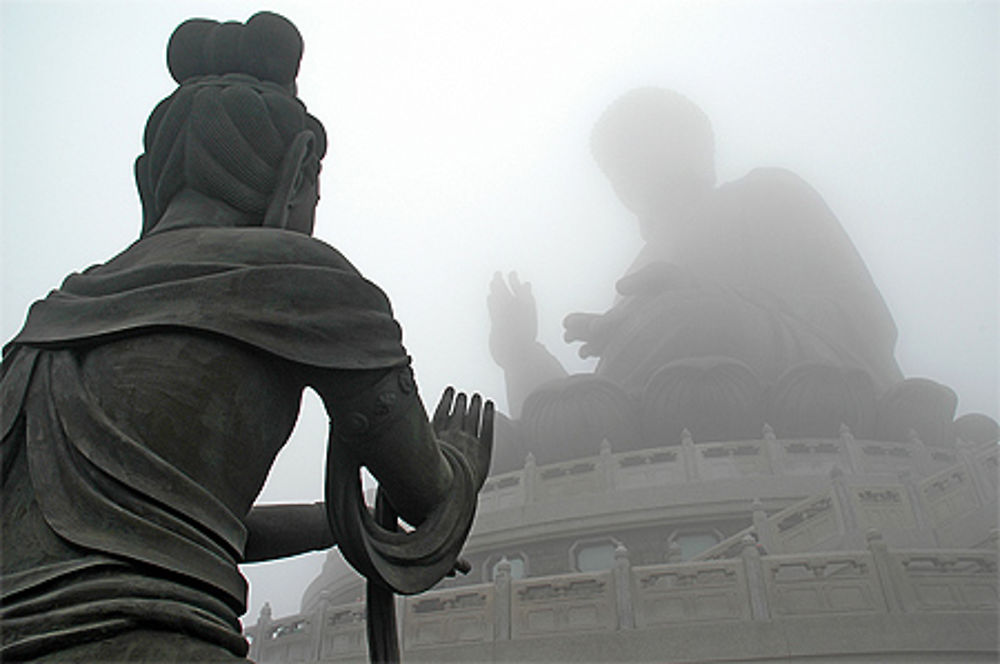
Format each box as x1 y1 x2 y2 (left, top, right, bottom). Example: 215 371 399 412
167 11 303 94
137 11 326 234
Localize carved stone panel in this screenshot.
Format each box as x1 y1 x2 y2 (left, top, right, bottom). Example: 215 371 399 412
511 572 616 638
633 560 750 626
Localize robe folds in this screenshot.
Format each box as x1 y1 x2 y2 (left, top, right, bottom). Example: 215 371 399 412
1 226 408 660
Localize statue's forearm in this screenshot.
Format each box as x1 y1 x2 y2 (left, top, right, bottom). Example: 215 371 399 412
335 390 454 527
504 342 567 418
314 363 455 528
243 502 335 563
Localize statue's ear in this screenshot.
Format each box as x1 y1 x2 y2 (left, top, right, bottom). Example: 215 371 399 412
264 130 316 229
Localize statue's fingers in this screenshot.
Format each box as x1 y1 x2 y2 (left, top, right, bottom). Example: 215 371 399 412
433 386 455 430
490 271 511 299
479 400 496 479
509 271 522 294
467 393 483 434
450 392 467 430
482 400 495 447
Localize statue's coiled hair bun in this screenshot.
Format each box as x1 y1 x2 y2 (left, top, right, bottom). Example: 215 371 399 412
167 12 303 93
138 11 326 233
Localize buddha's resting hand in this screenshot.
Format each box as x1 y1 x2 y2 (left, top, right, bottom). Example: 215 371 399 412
563 311 622 358
432 387 494 492
488 271 538 369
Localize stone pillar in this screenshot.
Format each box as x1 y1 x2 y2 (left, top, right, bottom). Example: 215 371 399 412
909 429 936 475
958 440 995 508
494 557 512 640
250 602 272 662
761 423 779 475
309 592 329 662
751 498 779 555
613 543 635 630
740 536 770 621
599 438 615 493
841 423 863 474
897 470 928 530
830 466 858 533
866 529 911 613
523 453 536 504
682 429 699 481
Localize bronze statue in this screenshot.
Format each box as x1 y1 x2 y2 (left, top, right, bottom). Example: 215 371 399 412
490 87 903 419
1 12 492 662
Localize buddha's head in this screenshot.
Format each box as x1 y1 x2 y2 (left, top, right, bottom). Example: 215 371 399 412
591 88 715 241
135 12 327 236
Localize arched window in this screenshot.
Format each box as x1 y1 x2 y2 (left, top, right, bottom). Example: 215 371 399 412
570 538 620 573
669 530 721 561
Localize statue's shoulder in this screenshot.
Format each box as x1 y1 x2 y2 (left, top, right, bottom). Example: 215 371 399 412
714 167 841 240
122 227 361 273
719 167 827 210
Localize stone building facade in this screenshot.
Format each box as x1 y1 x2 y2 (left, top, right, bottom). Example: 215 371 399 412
246 414 998 662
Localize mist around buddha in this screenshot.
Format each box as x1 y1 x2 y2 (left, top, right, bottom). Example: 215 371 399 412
1 0 996 631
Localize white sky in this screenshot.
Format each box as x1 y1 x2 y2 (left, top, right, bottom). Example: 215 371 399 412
2 0 997 623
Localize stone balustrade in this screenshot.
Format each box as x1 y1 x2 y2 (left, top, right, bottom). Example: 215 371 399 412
686 440 998 559
476 432 992 519
247 536 997 663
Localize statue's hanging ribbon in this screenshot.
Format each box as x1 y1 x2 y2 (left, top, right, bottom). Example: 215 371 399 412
325 432 479 663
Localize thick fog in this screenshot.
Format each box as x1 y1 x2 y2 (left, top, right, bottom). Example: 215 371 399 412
1 1 996 624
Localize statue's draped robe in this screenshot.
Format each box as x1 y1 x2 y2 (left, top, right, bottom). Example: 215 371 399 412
0 227 408 660
589 168 902 392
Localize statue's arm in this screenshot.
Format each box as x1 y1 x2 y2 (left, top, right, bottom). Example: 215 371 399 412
241 364 491 564
241 367 392 564
499 342 567 418
488 272 567 417
243 503 335 563
311 365 492 528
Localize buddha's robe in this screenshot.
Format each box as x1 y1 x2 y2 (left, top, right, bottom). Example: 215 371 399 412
584 168 902 392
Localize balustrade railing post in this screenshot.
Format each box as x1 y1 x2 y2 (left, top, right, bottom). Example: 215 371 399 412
751 498 779 554
494 557 512 640
250 602 272 662
830 466 858 533
841 423 863 474
523 453 536 504
866 529 911 613
910 430 936 475
958 440 995 508
613 544 635 630
761 424 779 475
599 439 615 493
309 592 329 662
897 470 928 531
682 429 699 481
740 536 770 621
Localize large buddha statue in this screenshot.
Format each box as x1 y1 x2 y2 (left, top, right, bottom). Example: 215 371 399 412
489 88 906 458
